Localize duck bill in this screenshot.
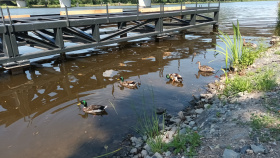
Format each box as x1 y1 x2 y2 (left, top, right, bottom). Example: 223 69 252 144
77 103 81 105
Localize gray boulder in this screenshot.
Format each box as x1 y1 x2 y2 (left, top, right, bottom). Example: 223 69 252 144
222 149 240 158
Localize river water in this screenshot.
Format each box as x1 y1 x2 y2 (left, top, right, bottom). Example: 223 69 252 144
0 1 278 157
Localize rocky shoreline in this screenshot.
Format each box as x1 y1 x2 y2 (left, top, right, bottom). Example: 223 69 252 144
113 37 280 158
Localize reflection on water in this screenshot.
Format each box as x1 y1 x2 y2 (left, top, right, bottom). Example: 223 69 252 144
195 71 215 79
78 111 108 119
166 80 184 87
0 1 278 157
0 32 219 157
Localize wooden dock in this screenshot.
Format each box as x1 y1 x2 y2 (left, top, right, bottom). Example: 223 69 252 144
0 3 220 71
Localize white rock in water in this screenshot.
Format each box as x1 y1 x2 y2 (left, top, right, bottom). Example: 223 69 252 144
178 111 186 120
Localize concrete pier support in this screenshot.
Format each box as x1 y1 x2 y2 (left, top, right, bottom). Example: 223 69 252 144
59 0 71 8
139 0 151 8
16 0 26 7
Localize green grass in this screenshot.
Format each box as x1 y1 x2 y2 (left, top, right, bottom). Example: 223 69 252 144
216 112 221 118
223 75 252 96
240 41 268 68
250 113 280 142
254 69 277 91
215 20 268 80
275 51 280 55
263 97 280 113
162 128 201 156
216 20 243 69
135 111 201 155
133 87 201 155
249 89 280 143
223 67 277 97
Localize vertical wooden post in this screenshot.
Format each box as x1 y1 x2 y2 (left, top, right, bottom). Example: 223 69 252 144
213 11 219 32
106 4 109 23
190 14 196 25
6 7 19 57
54 27 65 60
54 28 64 49
1 33 14 58
213 24 219 32
118 22 127 38
92 24 100 42
155 3 163 32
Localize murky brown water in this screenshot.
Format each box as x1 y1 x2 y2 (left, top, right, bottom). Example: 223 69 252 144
0 1 278 157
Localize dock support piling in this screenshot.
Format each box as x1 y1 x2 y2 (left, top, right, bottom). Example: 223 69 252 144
155 36 164 42
92 24 100 42
10 67 24 75
190 14 196 25
179 30 187 36
213 24 219 32
54 28 64 48
118 22 127 38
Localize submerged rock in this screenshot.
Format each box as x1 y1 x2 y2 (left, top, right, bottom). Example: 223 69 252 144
156 107 166 115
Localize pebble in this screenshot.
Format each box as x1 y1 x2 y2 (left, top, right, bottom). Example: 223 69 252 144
222 149 240 158
195 108 204 114
141 150 148 157
130 148 137 154
152 152 163 158
251 144 265 154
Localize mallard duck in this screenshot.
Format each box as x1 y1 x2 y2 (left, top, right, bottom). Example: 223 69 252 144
77 100 107 114
243 39 257 48
166 73 183 83
118 76 139 89
196 61 215 72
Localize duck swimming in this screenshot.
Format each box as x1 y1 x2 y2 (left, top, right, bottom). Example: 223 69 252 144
243 38 257 49
166 73 183 83
118 76 139 89
77 100 107 114
196 61 215 72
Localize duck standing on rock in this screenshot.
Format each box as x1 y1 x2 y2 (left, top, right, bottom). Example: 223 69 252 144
166 73 183 83
118 76 139 89
196 61 215 72
243 38 257 48
77 100 107 114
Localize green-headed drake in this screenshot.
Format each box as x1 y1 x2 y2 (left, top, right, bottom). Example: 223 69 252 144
166 73 183 83
118 76 139 89
77 100 107 114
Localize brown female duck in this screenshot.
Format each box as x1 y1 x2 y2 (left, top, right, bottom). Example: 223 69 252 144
196 61 215 72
